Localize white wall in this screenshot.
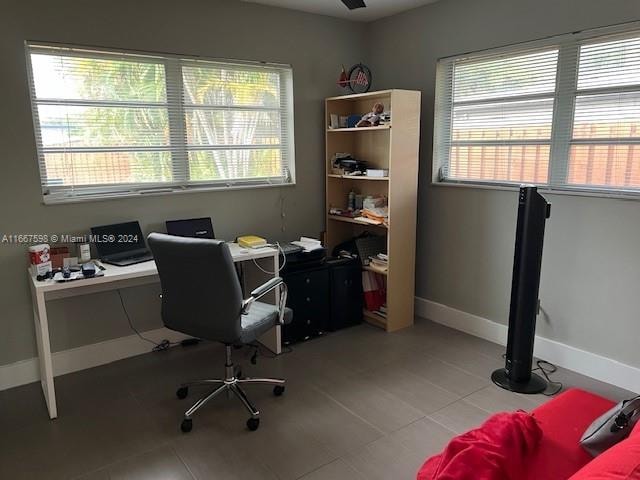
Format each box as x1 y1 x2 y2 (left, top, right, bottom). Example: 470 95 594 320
368 0 640 369
0 0 367 367
3 0 640 385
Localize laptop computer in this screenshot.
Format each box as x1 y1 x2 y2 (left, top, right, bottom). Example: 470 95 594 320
165 217 215 239
91 221 154 266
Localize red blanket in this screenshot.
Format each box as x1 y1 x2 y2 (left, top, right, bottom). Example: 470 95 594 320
417 411 542 480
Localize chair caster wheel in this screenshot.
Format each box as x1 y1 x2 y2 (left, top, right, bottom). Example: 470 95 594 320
176 387 188 399
273 385 285 396
246 417 260 431
181 418 193 433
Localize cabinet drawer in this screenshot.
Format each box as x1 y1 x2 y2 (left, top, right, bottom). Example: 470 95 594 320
282 267 329 344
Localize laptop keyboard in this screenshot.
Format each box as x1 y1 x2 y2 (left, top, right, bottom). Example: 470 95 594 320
105 252 153 265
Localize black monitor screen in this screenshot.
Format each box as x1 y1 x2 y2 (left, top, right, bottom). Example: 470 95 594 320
165 217 215 239
91 221 147 258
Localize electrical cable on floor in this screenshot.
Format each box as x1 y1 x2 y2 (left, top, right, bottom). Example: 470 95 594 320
117 289 176 352
246 341 293 363
500 353 563 396
533 359 564 396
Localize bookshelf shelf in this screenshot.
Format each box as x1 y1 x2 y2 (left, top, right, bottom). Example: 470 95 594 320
363 309 387 329
325 89 420 332
326 125 391 133
328 214 387 228
325 89 394 101
327 174 389 181
363 264 388 275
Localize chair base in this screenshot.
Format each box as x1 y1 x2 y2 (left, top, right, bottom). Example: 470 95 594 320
177 345 285 432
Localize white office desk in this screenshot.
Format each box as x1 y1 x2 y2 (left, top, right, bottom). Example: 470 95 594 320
29 243 281 419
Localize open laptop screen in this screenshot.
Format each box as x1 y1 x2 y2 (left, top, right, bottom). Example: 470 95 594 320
91 221 147 258
165 217 215 239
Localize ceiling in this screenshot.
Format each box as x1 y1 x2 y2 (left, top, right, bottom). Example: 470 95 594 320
240 0 442 22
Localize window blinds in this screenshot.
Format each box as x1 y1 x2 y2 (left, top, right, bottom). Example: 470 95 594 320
26 44 295 203
433 24 640 196
565 36 640 189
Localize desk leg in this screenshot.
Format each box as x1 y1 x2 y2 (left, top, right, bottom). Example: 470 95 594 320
257 252 282 355
30 285 57 419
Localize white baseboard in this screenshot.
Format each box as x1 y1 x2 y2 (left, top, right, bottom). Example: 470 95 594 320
415 297 640 394
0 328 189 392
5 300 638 395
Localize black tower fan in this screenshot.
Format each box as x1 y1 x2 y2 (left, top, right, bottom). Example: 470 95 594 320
492 186 551 394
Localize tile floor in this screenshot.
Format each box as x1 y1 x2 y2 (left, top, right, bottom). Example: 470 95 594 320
0 318 633 480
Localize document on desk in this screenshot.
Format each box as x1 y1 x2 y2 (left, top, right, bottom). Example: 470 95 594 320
52 270 104 282
291 237 323 252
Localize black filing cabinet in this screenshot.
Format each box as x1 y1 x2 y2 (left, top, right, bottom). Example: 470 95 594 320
327 258 363 331
282 266 329 345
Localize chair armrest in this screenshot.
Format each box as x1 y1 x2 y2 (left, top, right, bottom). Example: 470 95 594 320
242 277 288 325
251 277 283 299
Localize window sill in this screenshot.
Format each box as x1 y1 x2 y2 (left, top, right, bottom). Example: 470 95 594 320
42 181 296 205
430 180 640 202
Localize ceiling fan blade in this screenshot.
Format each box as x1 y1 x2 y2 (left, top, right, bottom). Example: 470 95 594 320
341 0 367 10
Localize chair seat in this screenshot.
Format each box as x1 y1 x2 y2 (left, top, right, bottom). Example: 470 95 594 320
241 302 293 343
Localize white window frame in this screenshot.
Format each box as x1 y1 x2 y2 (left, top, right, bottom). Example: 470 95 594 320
433 22 640 199
25 42 296 204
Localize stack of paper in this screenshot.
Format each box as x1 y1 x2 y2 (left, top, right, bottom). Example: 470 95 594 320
362 206 388 222
368 253 388 273
355 206 389 226
354 216 383 225
292 236 323 252
374 304 388 318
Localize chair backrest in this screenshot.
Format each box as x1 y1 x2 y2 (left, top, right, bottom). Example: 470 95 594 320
147 232 243 344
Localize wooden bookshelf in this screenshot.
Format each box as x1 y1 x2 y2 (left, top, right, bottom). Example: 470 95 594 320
325 89 421 332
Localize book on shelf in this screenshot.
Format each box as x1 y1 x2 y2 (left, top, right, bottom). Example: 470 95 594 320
371 303 388 319
368 254 388 273
366 169 389 178
363 270 386 312
370 257 388 267
373 309 387 318
329 207 356 218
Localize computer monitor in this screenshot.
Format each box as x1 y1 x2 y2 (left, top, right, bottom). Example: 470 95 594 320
90 221 149 259
165 217 215 239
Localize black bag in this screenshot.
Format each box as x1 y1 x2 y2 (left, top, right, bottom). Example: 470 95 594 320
580 396 640 456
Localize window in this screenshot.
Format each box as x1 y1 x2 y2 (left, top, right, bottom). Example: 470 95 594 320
433 24 640 196
26 43 294 203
